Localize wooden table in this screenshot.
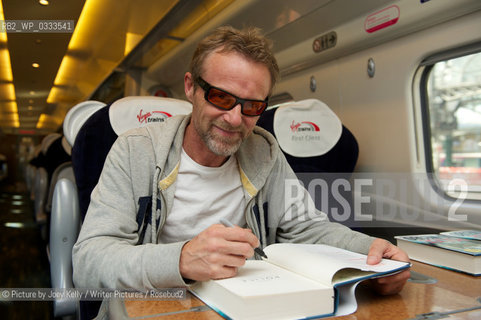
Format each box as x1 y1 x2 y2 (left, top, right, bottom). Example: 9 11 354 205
122 262 481 319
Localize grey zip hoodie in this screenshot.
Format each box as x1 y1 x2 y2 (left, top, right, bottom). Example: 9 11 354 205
72 114 374 291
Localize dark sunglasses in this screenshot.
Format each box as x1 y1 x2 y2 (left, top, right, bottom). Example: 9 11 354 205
195 77 268 116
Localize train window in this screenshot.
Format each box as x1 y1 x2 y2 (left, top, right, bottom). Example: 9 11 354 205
423 51 481 200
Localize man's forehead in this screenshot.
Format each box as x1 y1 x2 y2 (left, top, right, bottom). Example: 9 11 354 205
202 51 271 90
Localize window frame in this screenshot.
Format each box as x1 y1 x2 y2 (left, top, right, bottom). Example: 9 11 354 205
418 41 481 202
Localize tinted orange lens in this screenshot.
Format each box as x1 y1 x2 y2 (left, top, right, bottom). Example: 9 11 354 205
207 88 236 109
243 101 267 115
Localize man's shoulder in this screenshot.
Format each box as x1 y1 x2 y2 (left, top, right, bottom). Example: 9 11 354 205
245 126 280 154
238 126 281 166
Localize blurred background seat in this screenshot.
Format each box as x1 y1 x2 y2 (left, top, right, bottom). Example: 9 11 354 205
48 100 105 319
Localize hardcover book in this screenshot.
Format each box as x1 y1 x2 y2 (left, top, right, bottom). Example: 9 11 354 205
440 229 481 241
396 233 481 276
189 243 410 320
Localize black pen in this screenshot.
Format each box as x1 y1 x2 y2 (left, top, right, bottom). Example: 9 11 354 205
219 218 268 259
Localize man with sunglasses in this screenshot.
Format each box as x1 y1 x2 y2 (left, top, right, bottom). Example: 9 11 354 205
73 26 409 307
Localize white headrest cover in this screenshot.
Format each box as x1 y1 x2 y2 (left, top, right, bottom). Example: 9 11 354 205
109 96 192 135
273 99 342 157
63 100 106 147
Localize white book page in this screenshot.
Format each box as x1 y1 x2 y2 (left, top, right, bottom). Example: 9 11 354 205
264 243 408 286
213 260 330 297
335 281 361 316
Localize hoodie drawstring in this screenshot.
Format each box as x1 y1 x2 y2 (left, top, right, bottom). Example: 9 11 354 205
151 166 162 244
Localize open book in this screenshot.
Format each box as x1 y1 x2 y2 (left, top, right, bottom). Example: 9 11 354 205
189 243 410 320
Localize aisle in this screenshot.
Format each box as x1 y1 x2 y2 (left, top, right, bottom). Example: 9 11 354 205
0 183 52 319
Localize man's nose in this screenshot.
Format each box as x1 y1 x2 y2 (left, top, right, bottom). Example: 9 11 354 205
223 103 243 127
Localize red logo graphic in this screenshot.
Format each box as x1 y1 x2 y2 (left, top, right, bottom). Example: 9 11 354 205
137 109 172 123
290 120 320 132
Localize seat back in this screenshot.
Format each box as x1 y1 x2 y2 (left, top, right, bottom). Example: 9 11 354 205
48 100 105 318
256 99 359 226
49 165 79 317
71 96 191 320
27 145 42 200
46 137 73 213
32 133 62 223
33 167 48 223
72 96 192 220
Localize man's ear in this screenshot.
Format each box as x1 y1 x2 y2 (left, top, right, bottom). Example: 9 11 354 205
184 72 195 103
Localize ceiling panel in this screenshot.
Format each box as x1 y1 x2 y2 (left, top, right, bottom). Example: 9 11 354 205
0 0 85 133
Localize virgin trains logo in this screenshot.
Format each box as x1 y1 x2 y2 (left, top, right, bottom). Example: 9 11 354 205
137 109 172 123
290 120 321 142
290 120 320 132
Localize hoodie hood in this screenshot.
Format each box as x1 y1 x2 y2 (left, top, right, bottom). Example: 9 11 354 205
236 125 280 197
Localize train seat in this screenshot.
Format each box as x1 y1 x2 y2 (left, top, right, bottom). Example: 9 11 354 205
31 133 61 224
27 144 42 200
46 101 106 216
45 136 73 214
256 99 359 226
49 162 79 317
70 96 192 320
257 98 358 173
48 100 105 318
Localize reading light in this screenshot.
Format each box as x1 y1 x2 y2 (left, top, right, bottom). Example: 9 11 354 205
39 0 49 6
32 63 40 68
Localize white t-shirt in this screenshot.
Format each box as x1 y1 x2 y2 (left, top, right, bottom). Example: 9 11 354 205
158 149 247 243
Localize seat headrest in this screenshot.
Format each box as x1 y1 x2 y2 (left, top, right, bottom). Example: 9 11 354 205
272 99 342 157
108 96 192 135
63 101 106 147
41 133 62 155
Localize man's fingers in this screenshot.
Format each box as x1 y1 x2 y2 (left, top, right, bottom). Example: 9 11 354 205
370 269 411 295
367 238 410 265
211 266 238 280
202 227 256 258
200 250 249 268
179 224 260 281
376 269 411 285
217 224 260 250
366 238 389 265
365 238 411 295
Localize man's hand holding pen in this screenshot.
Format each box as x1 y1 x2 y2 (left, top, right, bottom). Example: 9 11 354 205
179 223 261 281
